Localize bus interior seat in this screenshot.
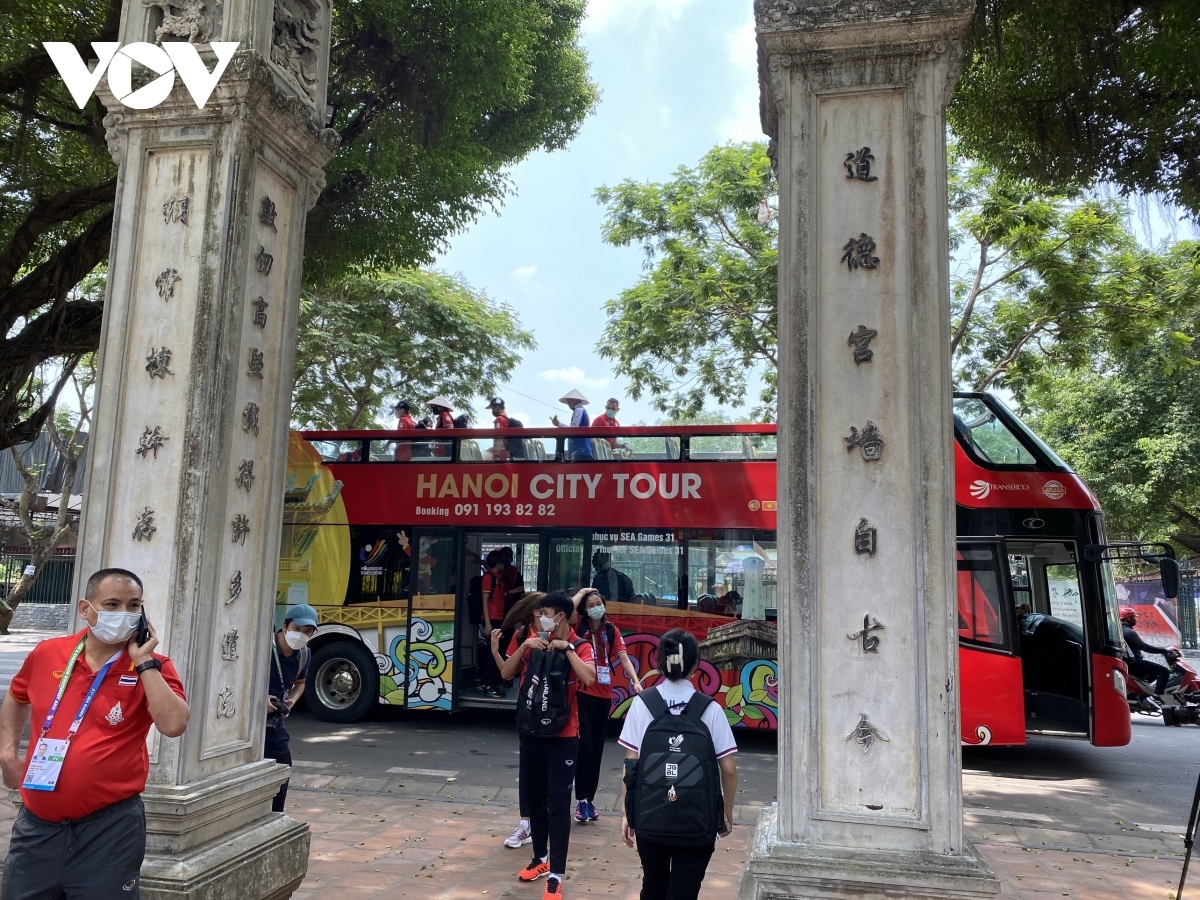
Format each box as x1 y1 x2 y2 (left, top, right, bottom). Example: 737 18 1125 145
528 440 547 461
592 439 613 460
1018 613 1087 729
459 440 483 462
666 437 680 460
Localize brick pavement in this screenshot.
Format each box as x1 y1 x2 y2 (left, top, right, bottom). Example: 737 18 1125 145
284 776 1187 900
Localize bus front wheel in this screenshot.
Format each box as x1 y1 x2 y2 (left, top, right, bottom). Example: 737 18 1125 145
308 641 379 723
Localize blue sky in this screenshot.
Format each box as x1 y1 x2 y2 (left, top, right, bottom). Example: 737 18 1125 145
436 0 760 428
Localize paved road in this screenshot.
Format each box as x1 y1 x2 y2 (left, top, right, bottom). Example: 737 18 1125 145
286 702 1200 854
0 631 58 697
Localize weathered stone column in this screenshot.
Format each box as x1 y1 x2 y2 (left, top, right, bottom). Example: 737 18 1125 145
70 0 337 895
741 3 1000 898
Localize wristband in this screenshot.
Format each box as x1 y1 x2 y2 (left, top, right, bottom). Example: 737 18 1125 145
135 658 163 674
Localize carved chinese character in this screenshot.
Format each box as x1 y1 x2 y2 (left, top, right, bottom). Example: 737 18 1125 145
222 629 240 661
231 513 250 545
844 147 878 182
236 459 255 491
854 518 877 557
217 686 236 718
132 507 156 541
848 325 878 364
845 713 889 754
845 421 884 461
248 348 264 379
848 614 884 652
255 245 274 276
135 426 168 460
841 233 879 271
155 268 181 299
228 570 243 604
260 196 277 231
242 402 260 437
163 196 189 225
251 296 268 328
145 346 174 379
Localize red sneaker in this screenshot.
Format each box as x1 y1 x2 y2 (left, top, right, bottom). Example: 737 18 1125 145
518 858 550 882
543 876 563 899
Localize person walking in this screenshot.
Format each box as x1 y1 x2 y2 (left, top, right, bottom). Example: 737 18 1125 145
618 629 737 900
264 603 317 812
393 401 417 460
0 568 190 899
495 590 596 900
574 589 642 824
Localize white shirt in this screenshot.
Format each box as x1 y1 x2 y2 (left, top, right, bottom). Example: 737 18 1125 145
570 406 587 427
618 681 738 759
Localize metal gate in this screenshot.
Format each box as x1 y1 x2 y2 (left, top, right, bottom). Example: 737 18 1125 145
0 548 76 605
1183 567 1198 651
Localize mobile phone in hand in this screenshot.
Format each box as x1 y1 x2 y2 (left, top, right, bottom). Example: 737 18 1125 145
135 613 150 647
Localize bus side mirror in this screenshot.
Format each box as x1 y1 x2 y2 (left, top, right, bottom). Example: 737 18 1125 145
1161 557 1180 600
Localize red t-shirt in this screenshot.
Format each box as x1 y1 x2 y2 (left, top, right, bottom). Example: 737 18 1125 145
483 571 506 624
517 639 595 738
10 630 187 821
591 415 620 448
433 410 455 429
575 620 628 699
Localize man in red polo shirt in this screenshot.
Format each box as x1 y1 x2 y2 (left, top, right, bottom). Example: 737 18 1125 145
0 567 189 899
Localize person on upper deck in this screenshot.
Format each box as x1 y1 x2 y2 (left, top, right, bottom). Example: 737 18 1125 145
393 401 417 461
551 390 592 461
427 396 456 430
591 398 629 452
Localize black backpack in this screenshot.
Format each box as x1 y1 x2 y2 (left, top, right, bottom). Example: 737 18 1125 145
504 418 526 459
624 687 724 846
515 641 583 737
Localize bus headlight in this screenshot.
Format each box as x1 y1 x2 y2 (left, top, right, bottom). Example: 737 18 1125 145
1112 668 1126 697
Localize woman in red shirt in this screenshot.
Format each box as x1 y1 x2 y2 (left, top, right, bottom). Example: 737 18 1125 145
573 589 642 823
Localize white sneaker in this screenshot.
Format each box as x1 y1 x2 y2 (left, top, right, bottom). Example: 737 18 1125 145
504 822 532 848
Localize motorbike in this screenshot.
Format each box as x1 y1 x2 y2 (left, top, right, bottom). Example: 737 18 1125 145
1126 646 1200 726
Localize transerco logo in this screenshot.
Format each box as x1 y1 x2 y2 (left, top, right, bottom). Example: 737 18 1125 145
969 480 990 499
1043 480 1066 500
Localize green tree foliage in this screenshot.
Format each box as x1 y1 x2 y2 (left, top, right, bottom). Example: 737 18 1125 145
948 153 1193 398
1024 288 1200 551
291 269 535 430
594 142 778 420
950 0 1200 216
0 0 596 449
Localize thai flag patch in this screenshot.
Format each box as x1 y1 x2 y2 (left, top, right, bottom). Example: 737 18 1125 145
119 675 139 687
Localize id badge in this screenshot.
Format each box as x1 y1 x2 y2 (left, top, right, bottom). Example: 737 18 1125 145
23 739 69 792
597 665 612 686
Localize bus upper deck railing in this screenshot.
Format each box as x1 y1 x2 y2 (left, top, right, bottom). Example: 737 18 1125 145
299 425 779 466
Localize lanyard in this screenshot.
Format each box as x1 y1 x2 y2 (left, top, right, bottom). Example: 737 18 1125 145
271 638 286 688
590 625 610 667
39 637 121 739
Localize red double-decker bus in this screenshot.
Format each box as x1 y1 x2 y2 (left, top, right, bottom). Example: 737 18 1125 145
276 392 1161 746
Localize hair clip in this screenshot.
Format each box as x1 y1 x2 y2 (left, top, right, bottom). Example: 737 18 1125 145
666 649 684 669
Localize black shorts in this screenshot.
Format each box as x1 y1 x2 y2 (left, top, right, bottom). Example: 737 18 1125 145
1 795 146 900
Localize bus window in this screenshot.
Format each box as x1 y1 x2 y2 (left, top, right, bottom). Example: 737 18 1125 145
1008 542 1085 630
547 535 588 594
1045 563 1084 629
460 435 556 463
309 439 363 462
346 527 412 604
371 438 452 462
957 547 1007 648
686 536 777 619
621 435 681 461
687 434 777 462
589 530 682 607
415 533 456 598
953 397 1036 466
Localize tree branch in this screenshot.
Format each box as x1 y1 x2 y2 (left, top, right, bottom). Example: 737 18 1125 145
951 240 989 356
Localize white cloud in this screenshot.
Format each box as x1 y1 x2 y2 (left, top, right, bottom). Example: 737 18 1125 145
537 366 611 390
717 14 764 142
510 265 538 285
585 0 696 33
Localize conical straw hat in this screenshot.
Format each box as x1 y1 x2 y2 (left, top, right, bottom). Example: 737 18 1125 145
558 389 588 405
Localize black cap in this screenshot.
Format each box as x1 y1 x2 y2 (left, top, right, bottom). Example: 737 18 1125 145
488 396 505 408
393 400 410 412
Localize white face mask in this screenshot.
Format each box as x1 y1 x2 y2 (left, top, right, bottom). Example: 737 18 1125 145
587 604 605 620
88 604 140 645
538 614 557 633
284 630 310 650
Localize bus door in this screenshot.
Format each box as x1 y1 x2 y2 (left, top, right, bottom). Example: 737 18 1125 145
458 531 540 707
404 529 459 712
957 539 1025 745
1007 540 1091 737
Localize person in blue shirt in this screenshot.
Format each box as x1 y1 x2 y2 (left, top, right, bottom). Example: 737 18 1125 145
551 389 592 461
265 604 317 812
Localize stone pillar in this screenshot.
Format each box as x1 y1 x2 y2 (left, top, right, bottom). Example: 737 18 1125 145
70 0 337 894
740 3 1000 898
